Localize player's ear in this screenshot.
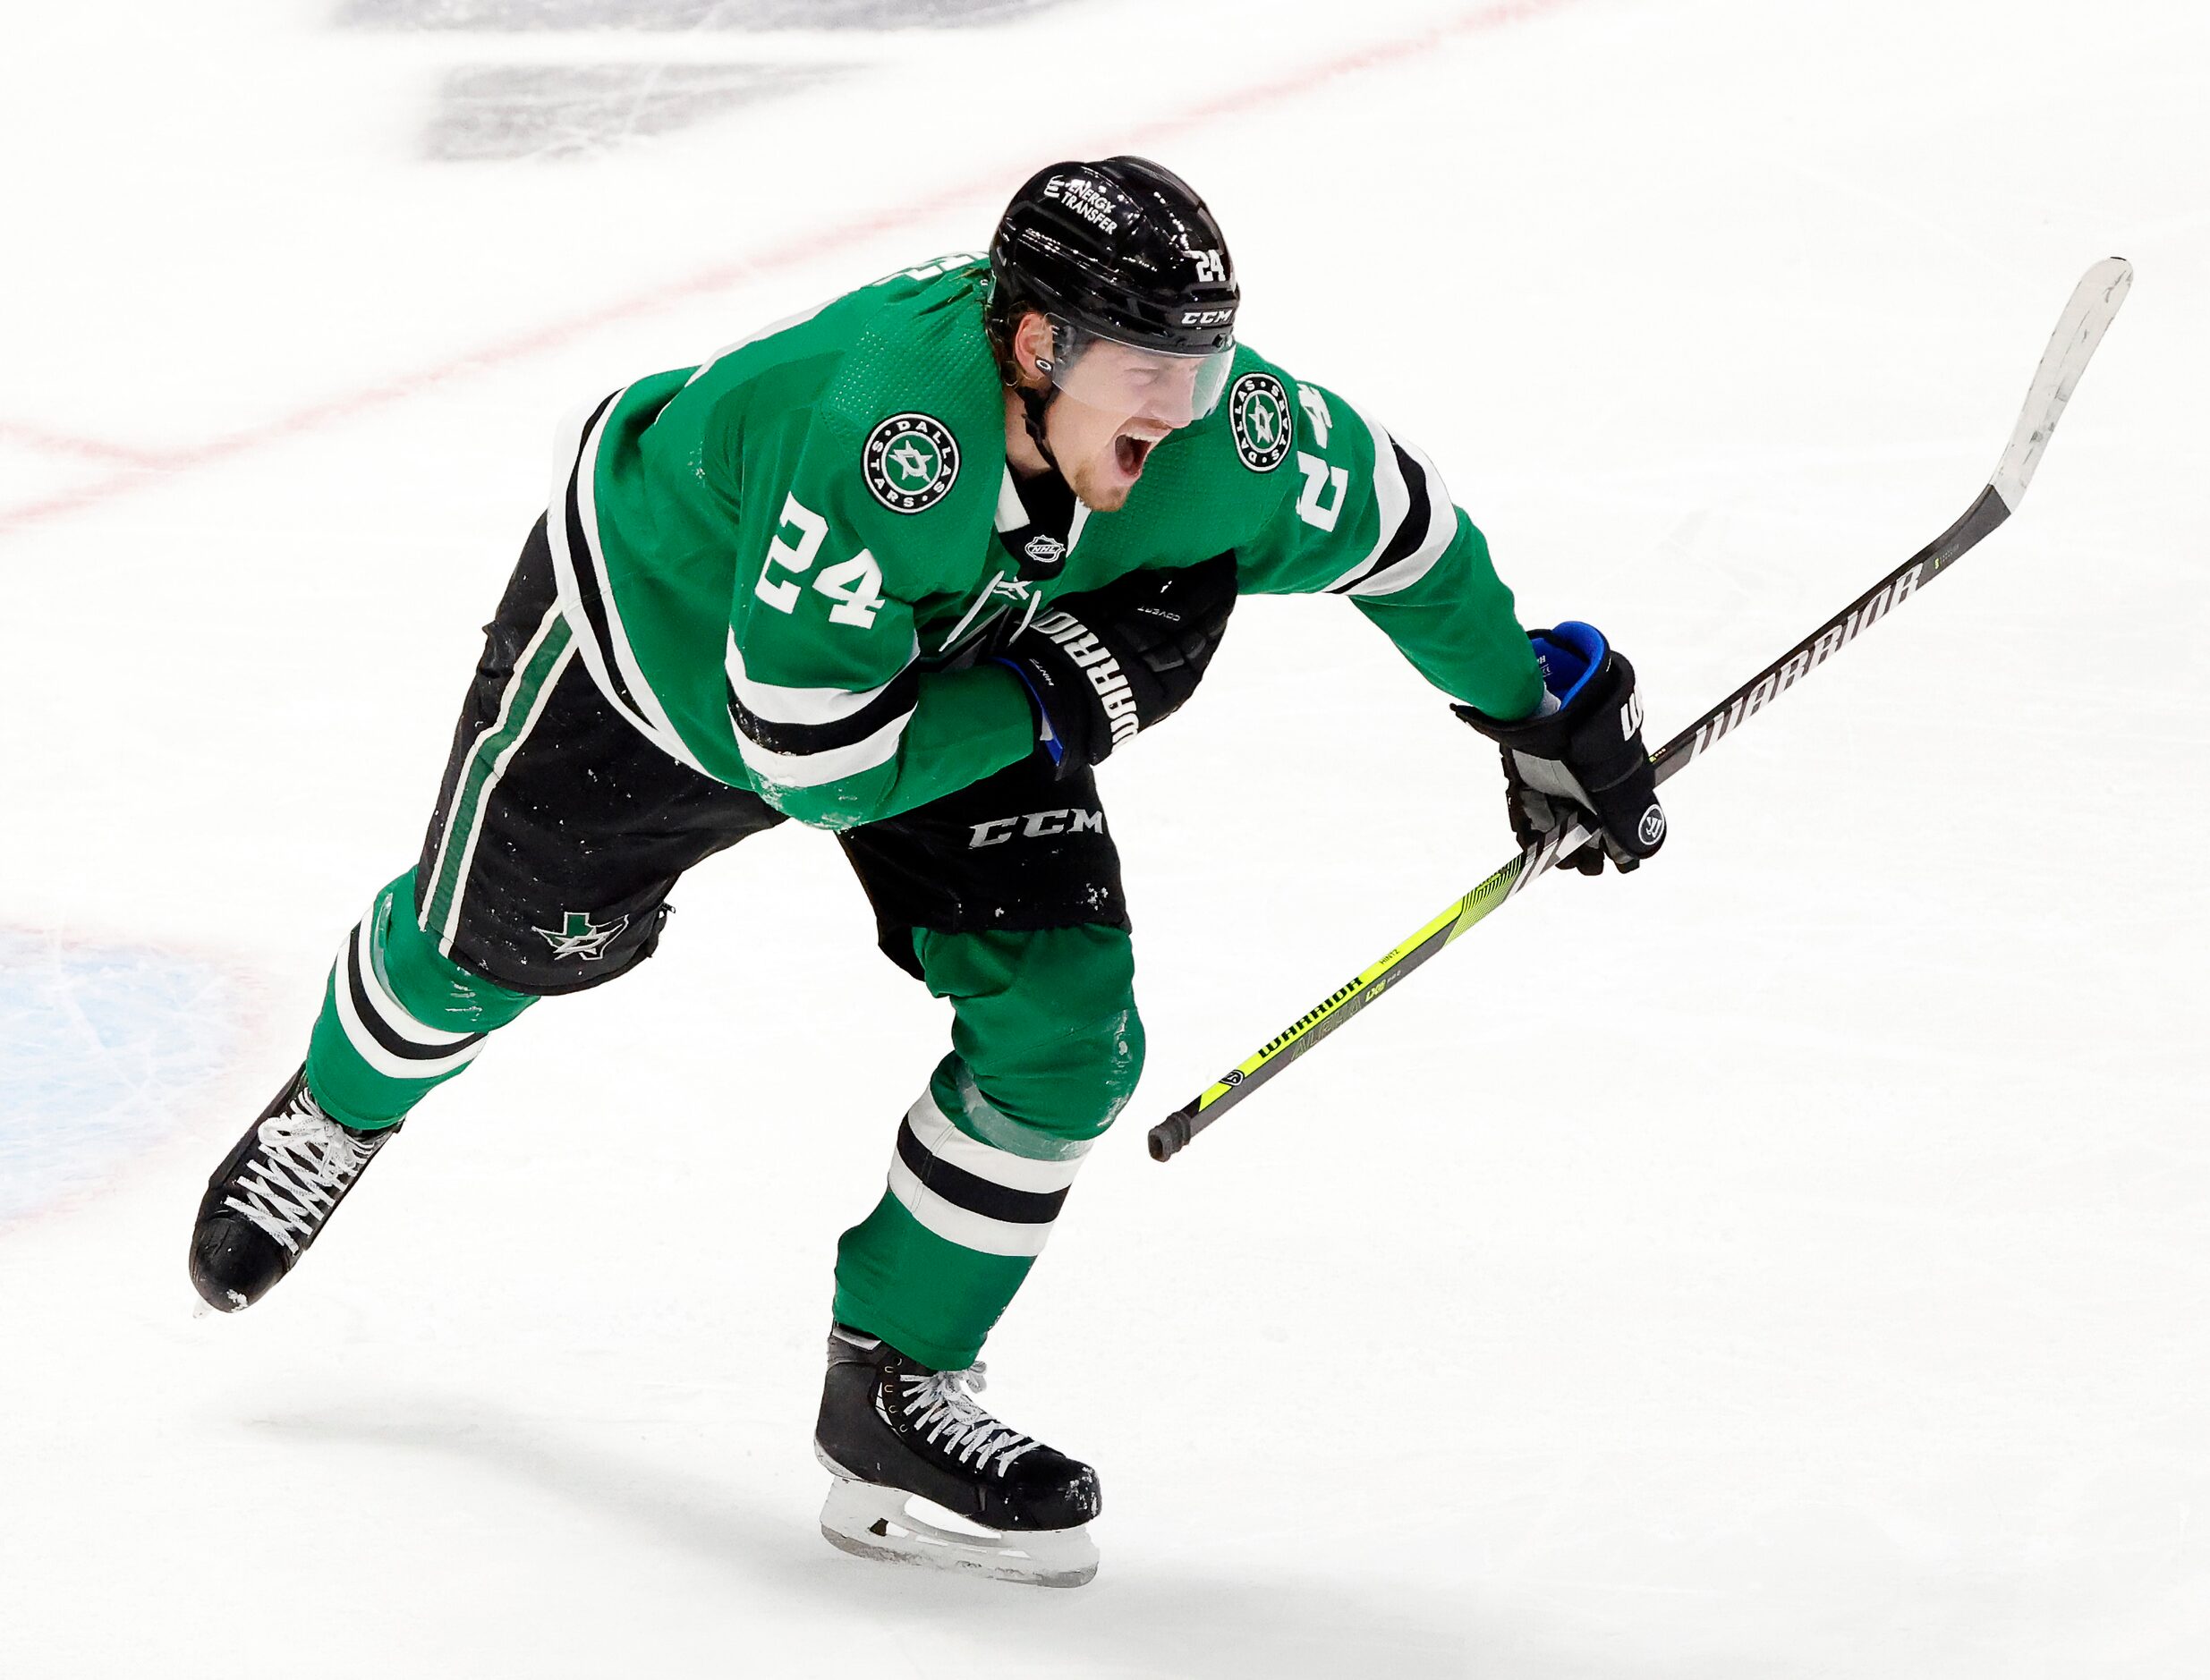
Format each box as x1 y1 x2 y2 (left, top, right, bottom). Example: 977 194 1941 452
1013 311 1056 386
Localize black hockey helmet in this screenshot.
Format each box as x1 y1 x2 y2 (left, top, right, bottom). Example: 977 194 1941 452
988 157 1239 360
989 158 1239 463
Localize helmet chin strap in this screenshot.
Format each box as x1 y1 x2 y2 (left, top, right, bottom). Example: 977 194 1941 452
1017 376 1061 475
1015 327 1083 480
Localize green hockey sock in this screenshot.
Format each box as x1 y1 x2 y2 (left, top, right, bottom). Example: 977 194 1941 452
833 927 1141 1366
832 1057 1098 1370
304 871 536 1129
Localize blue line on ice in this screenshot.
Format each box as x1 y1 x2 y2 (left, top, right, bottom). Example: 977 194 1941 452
0 933 238 1224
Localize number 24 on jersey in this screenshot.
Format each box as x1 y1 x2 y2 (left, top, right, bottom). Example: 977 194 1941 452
754 493 888 629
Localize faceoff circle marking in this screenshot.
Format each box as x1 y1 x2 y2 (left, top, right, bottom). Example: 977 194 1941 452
864 412 960 513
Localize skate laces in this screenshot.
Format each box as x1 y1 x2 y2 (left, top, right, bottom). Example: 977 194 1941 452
221 1099 378 1254
897 1363 1040 1475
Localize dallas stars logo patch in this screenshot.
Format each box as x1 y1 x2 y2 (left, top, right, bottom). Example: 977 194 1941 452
863 412 960 513
535 909 629 962
1228 372 1291 472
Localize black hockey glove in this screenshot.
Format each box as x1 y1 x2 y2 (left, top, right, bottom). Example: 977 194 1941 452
1454 622 1666 876
996 554 1236 776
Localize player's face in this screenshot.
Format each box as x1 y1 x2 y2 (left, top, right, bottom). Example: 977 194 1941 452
1043 360 1196 512
1012 314 1223 512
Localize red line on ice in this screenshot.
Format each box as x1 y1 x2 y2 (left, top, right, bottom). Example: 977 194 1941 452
0 422 174 470
0 0 1575 539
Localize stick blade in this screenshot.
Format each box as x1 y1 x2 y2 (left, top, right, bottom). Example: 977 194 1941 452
1990 257 2132 511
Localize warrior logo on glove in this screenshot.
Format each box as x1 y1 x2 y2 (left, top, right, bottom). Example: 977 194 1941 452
995 555 1237 777
1028 613 1143 749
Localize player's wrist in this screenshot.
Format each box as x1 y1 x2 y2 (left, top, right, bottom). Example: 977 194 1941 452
1454 621 1666 873
991 657 1071 767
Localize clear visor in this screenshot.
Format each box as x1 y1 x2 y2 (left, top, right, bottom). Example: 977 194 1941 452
1043 322 1236 428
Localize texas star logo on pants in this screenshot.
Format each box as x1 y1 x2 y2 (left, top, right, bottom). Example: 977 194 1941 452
535 909 629 961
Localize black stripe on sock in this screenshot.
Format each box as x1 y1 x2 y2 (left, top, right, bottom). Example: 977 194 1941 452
727 663 920 757
1329 441 1433 594
897 1117 1068 1226
563 391 648 725
346 926 485 1063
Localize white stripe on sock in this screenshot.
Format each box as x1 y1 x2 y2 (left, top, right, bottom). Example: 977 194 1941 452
903 1090 1089 1192
886 1153 1056 1259
353 896 477 1048
330 960 486 1082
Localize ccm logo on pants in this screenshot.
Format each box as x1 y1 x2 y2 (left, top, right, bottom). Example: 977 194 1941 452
968 810 1107 848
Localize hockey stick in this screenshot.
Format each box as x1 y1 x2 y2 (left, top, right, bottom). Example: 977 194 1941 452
1149 256 2133 1164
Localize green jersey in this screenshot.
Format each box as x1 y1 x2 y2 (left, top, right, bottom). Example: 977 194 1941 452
543 254 1543 830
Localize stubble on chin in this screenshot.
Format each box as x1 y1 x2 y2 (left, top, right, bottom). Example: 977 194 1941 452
1067 466 1130 514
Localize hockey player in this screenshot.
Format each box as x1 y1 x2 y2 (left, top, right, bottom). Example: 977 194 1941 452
188 157 1665 1586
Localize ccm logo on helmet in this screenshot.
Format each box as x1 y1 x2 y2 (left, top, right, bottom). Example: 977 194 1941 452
1179 307 1234 327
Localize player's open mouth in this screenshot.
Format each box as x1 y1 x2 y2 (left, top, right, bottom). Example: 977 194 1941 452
1113 433 1156 479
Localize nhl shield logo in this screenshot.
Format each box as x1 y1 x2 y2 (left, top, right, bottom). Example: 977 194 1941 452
863 412 961 513
1228 372 1291 472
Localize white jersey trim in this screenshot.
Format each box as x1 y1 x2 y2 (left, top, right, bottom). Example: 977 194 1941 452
545 390 710 776
994 468 1026 533
726 631 921 726
1328 406 1413 594
1345 433 1458 598
735 708 909 791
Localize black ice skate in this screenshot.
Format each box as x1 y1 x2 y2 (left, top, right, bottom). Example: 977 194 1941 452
188 1067 396 1312
813 1323 1101 1588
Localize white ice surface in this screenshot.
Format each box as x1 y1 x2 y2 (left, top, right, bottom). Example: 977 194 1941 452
3 2 2206 1675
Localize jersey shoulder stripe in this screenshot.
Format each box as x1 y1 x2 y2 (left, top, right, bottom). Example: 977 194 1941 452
1326 426 1452 597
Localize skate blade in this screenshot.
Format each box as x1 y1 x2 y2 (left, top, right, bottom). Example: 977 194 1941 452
817 1464 1098 1589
